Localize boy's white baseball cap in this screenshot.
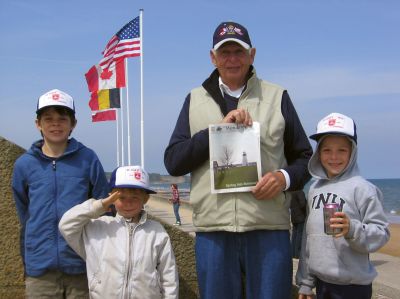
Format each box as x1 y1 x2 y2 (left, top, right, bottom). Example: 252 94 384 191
109 165 156 194
36 89 75 114
309 112 357 143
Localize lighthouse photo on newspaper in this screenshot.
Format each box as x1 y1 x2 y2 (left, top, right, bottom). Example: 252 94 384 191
209 122 261 194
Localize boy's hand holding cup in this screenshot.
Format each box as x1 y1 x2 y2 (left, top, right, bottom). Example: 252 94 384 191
323 204 350 237
330 211 350 238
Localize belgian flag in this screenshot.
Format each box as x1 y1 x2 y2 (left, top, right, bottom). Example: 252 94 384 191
89 88 121 111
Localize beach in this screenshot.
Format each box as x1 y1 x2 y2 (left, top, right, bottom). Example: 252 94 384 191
379 223 400 257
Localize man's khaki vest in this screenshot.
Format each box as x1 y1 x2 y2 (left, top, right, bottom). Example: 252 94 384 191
189 74 291 232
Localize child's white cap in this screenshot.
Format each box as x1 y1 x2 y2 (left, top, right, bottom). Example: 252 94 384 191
109 166 156 194
36 89 75 114
309 112 357 143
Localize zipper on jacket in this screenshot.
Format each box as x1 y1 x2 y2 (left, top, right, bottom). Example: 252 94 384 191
234 194 238 232
52 158 60 269
124 223 135 299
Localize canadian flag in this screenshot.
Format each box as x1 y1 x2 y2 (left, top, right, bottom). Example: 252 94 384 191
85 59 126 92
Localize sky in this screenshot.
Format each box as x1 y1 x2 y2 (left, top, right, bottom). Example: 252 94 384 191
1 0 399 179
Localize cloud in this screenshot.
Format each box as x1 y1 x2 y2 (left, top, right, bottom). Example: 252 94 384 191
262 66 400 102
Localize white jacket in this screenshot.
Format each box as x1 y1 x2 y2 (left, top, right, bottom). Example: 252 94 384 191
59 199 179 299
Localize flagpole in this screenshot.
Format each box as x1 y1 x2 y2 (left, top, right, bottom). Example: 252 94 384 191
125 59 132 165
116 108 120 166
140 8 144 168
120 83 125 166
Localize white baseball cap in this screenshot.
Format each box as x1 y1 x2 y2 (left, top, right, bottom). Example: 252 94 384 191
109 166 156 194
36 89 75 114
309 112 357 143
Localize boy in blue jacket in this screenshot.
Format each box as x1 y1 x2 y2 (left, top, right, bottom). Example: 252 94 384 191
12 89 109 298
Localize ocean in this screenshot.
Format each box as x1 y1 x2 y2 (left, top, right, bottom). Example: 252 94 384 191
151 178 400 223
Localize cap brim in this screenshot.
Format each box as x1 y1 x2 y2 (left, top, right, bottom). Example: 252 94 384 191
309 133 321 141
111 184 157 194
213 38 250 50
309 132 355 142
36 105 75 114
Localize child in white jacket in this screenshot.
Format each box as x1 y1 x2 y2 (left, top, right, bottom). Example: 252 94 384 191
59 165 179 299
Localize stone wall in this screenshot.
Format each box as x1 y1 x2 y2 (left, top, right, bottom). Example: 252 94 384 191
0 137 26 298
150 217 199 298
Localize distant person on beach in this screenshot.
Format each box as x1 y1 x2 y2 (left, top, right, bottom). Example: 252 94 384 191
59 165 179 299
290 190 307 259
296 112 390 299
169 183 182 225
164 20 312 299
12 89 109 298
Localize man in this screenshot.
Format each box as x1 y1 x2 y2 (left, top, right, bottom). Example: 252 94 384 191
164 21 312 299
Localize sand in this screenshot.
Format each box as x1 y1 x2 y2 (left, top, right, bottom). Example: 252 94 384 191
378 223 400 257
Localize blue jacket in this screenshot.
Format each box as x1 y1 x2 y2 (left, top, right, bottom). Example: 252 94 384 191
12 138 110 277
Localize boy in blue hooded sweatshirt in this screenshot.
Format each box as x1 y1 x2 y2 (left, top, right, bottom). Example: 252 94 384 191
12 89 109 298
296 112 390 299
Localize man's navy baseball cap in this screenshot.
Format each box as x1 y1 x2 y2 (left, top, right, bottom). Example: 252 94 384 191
212 21 252 50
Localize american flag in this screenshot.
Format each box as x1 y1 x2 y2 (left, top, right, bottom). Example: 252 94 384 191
99 16 141 70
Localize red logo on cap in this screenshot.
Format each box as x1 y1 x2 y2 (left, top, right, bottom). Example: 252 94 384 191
52 94 60 101
134 170 141 180
328 119 336 126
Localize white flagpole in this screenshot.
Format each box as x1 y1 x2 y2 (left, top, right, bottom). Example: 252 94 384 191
140 9 144 168
116 108 120 166
120 81 125 166
125 59 132 165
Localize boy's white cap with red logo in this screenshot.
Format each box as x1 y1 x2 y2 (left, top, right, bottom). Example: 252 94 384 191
109 165 156 194
309 112 357 143
36 89 75 114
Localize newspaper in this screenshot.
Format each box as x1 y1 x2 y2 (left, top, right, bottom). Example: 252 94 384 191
209 122 261 194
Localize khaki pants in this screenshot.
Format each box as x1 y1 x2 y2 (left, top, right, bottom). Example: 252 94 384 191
25 270 88 299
